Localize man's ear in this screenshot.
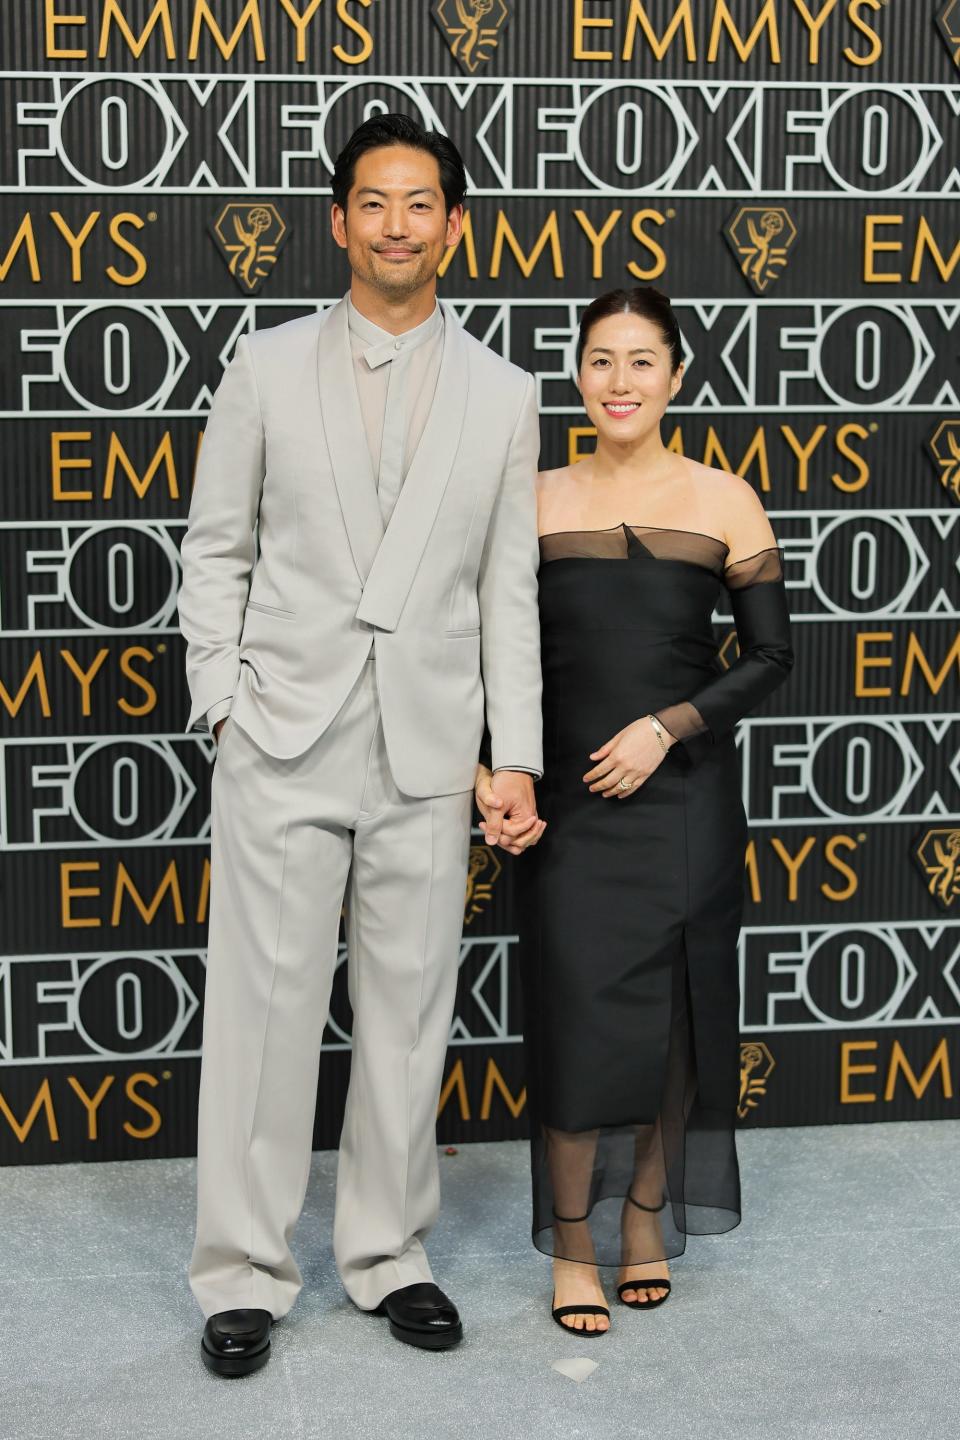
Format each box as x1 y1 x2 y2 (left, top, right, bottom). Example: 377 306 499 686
445 204 464 249
330 202 348 251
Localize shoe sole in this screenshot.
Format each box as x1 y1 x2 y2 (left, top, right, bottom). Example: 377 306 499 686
386 1318 463 1351
200 1339 271 1377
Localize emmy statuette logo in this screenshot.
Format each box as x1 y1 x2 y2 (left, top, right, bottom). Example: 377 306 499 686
464 845 503 925
210 202 289 294
937 2 960 67
926 420 960 503
738 1041 775 1119
431 0 510 74
724 206 798 295
914 828 960 911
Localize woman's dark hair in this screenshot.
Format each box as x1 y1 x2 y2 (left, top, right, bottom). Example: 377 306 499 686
576 286 683 373
332 114 468 214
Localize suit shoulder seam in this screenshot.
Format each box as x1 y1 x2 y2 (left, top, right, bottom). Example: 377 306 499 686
460 328 529 386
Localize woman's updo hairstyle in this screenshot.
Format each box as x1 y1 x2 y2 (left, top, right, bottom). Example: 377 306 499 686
576 286 683 373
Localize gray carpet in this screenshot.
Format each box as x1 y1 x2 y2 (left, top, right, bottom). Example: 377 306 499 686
2 1123 957 1440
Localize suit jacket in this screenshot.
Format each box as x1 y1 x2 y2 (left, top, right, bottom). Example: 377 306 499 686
177 295 543 797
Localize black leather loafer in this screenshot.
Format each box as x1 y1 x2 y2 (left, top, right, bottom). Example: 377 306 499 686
200 1308 273 1377
376 1282 463 1351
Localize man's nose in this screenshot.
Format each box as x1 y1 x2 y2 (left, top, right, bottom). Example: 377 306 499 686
382 206 410 238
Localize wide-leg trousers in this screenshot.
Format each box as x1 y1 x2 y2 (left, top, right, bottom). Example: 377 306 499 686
188 658 473 1318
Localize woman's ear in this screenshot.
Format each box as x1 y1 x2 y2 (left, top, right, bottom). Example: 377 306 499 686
669 364 684 400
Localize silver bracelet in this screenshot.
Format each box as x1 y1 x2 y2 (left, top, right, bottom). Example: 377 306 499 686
647 713 669 755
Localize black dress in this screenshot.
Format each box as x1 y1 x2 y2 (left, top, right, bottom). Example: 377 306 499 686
518 524 793 1269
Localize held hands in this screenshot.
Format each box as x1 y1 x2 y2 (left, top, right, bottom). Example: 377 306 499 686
583 715 676 799
474 766 547 855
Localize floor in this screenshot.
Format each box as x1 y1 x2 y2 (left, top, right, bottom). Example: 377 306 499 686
2 1123 957 1440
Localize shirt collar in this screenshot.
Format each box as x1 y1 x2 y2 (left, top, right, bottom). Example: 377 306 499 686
346 294 444 371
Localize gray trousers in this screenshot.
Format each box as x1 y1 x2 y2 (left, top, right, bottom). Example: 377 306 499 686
189 659 473 1318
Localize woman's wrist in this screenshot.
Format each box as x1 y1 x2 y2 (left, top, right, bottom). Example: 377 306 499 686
647 714 675 753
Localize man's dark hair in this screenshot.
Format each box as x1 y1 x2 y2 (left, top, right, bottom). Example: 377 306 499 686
332 114 468 213
576 286 684 373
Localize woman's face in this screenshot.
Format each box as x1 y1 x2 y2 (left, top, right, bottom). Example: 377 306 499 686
577 311 682 445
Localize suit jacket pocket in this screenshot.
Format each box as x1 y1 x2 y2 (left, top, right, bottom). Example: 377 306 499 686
245 600 295 619
445 626 480 638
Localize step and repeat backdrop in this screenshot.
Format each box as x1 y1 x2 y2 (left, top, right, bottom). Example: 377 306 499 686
0 0 958 1163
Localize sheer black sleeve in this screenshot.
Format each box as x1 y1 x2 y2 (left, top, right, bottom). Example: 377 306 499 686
656 548 793 766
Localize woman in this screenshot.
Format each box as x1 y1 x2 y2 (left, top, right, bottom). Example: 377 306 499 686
476 287 793 1335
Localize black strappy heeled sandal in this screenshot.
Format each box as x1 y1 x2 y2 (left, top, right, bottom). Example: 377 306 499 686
617 1194 672 1311
616 1277 671 1310
551 1210 611 1335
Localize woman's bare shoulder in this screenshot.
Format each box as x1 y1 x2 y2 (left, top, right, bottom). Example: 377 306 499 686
677 458 774 554
681 458 765 514
536 463 579 493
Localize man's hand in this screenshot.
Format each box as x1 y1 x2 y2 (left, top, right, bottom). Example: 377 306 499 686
474 766 546 855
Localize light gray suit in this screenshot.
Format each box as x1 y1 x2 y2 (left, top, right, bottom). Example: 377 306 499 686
179 295 542 1318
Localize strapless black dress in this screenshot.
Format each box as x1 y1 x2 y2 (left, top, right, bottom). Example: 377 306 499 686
517 524 793 1269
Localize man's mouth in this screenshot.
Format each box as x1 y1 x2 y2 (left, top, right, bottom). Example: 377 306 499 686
603 402 640 417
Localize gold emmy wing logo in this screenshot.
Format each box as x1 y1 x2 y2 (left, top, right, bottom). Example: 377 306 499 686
431 0 510 73
724 206 798 294
210 202 288 294
926 420 960 503
738 1041 775 1119
937 2 960 67
464 845 502 924
914 828 960 911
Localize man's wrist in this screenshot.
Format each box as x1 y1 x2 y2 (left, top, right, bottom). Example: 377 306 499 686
206 697 233 732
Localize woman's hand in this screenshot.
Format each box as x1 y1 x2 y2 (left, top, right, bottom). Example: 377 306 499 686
582 717 675 799
475 764 547 854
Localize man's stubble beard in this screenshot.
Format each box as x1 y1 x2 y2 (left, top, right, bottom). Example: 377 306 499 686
351 243 439 301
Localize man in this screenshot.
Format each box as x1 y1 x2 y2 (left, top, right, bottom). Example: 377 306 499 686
178 114 543 1377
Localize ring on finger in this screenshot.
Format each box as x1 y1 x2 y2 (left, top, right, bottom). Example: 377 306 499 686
617 775 633 791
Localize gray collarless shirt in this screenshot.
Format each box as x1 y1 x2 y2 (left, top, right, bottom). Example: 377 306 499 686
346 294 445 525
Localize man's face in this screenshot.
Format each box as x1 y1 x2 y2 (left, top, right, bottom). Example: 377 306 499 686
331 145 463 299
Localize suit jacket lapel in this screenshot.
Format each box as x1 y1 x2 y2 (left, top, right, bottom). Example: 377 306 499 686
356 305 469 632
317 297 384 583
